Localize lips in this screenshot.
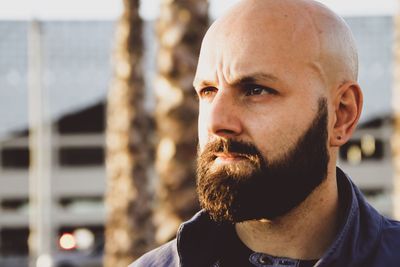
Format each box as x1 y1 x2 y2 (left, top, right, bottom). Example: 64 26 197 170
214 152 248 162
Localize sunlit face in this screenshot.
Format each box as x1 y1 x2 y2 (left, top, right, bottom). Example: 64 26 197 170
193 10 331 221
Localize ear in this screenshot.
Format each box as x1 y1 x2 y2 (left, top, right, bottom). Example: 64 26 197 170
330 82 363 147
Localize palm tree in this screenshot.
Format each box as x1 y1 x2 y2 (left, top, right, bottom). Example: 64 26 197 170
104 0 154 265
153 0 209 244
393 15 400 220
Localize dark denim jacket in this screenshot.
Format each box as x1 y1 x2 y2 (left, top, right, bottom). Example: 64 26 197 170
130 168 400 267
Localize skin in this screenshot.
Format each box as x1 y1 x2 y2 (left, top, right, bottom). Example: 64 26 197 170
193 0 363 261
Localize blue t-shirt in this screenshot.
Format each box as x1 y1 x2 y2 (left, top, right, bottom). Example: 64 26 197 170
219 226 318 267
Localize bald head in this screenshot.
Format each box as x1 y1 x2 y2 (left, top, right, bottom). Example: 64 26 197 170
194 0 358 92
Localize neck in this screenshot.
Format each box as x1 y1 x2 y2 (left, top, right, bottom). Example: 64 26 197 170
235 167 340 260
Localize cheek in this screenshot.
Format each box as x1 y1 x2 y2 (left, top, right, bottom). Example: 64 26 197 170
251 116 302 161
197 109 208 151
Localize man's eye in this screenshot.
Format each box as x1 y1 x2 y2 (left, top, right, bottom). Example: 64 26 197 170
199 87 217 98
245 85 277 96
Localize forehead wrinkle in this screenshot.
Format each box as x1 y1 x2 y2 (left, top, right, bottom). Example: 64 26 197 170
218 58 231 87
203 48 237 89
193 39 221 88
231 72 279 86
219 47 241 87
213 20 251 86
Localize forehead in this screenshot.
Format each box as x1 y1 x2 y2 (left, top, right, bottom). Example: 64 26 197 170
193 5 323 88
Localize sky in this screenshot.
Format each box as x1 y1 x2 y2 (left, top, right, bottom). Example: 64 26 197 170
0 0 398 20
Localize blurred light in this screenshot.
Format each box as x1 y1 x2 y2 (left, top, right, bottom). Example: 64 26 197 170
59 233 76 250
361 134 376 156
347 145 362 165
155 77 184 112
157 138 176 162
116 61 131 79
36 254 53 267
74 228 95 250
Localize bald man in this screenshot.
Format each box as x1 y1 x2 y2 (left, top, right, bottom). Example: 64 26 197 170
131 0 400 266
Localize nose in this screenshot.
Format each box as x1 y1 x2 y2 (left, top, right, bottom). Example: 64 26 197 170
207 89 243 139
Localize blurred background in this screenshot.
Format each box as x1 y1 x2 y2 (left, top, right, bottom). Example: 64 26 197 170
0 0 399 266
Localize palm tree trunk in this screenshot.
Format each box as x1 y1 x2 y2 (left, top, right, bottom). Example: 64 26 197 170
154 0 209 244
104 0 154 265
393 15 400 220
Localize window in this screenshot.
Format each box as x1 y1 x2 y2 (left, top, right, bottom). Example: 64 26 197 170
1 198 28 212
1 147 29 168
59 147 104 166
0 228 29 255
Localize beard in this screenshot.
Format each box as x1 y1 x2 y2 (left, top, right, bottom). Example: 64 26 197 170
196 98 330 223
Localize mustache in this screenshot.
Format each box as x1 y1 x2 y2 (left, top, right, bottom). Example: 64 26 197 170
200 138 263 160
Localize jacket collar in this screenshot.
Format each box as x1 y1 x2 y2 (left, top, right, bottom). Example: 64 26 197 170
315 168 382 266
176 167 383 267
176 210 230 266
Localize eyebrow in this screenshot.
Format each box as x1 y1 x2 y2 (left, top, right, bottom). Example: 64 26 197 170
232 72 278 86
193 72 279 89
